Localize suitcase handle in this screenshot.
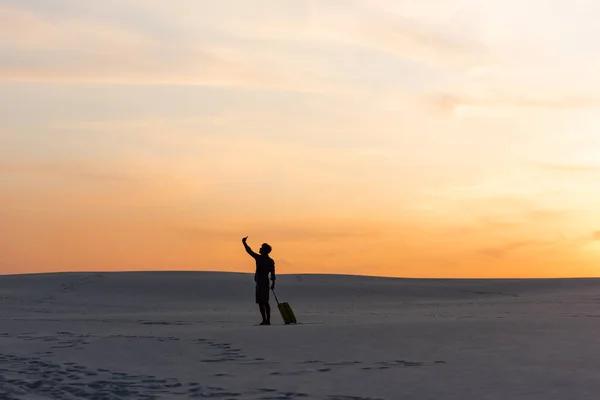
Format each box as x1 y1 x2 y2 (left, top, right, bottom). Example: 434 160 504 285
271 288 280 305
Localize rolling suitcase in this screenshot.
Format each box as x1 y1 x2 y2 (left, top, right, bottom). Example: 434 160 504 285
272 289 297 324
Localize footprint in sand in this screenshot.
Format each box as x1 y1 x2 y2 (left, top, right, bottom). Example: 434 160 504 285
270 371 308 376
361 359 446 370
328 396 384 400
188 385 242 398
0 353 229 399
323 361 362 366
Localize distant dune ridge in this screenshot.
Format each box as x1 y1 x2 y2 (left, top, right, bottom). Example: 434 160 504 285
1 271 600 399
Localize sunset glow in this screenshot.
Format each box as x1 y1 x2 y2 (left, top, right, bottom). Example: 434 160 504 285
2 0 600 277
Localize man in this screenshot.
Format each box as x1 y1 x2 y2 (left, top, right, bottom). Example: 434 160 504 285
242 236 276 325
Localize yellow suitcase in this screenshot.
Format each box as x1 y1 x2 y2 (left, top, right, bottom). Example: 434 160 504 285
273 290 297 324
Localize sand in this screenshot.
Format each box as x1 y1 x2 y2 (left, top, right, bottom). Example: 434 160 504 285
1 271 599 399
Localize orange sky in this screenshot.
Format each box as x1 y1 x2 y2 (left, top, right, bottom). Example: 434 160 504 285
2 1 600 277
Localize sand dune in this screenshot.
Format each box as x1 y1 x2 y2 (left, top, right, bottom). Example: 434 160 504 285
1 272 599 399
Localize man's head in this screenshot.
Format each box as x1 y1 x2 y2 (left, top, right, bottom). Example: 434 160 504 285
259 243 272 255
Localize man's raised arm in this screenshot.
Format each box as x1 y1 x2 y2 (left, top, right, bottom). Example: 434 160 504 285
242 236 258 258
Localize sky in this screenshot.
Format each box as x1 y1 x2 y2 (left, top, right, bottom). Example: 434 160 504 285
1 0 600 278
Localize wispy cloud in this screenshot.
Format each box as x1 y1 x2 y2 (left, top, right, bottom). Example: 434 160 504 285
235 0 492 69
0 161 140 183
479 240 542 259
433 93 600 114
334 9 486 67
0 4 354 93
172 218 392 242
530 162 600 173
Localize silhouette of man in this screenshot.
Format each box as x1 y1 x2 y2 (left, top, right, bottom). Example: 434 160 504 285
242 236 276 325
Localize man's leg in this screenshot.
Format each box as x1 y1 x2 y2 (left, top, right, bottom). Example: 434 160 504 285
257 285 266 323
265 302 271 324
258 303 267 323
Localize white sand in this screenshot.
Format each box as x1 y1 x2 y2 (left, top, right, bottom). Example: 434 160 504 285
1 271 599 399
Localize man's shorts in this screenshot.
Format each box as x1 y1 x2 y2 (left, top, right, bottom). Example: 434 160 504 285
255 284 270 304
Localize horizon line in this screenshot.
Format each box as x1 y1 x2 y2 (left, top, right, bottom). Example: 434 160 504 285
2 269 599 280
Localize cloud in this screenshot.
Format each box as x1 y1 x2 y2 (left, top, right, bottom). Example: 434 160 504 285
0 158 210 213
0 161 140 183
479 240 539 259
250 0 491 69
531 162 600 173
0 4 353 93
433 93 600 114
0 0 497 91
172 220 391 243
114 0 488 70
346 12 483 66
